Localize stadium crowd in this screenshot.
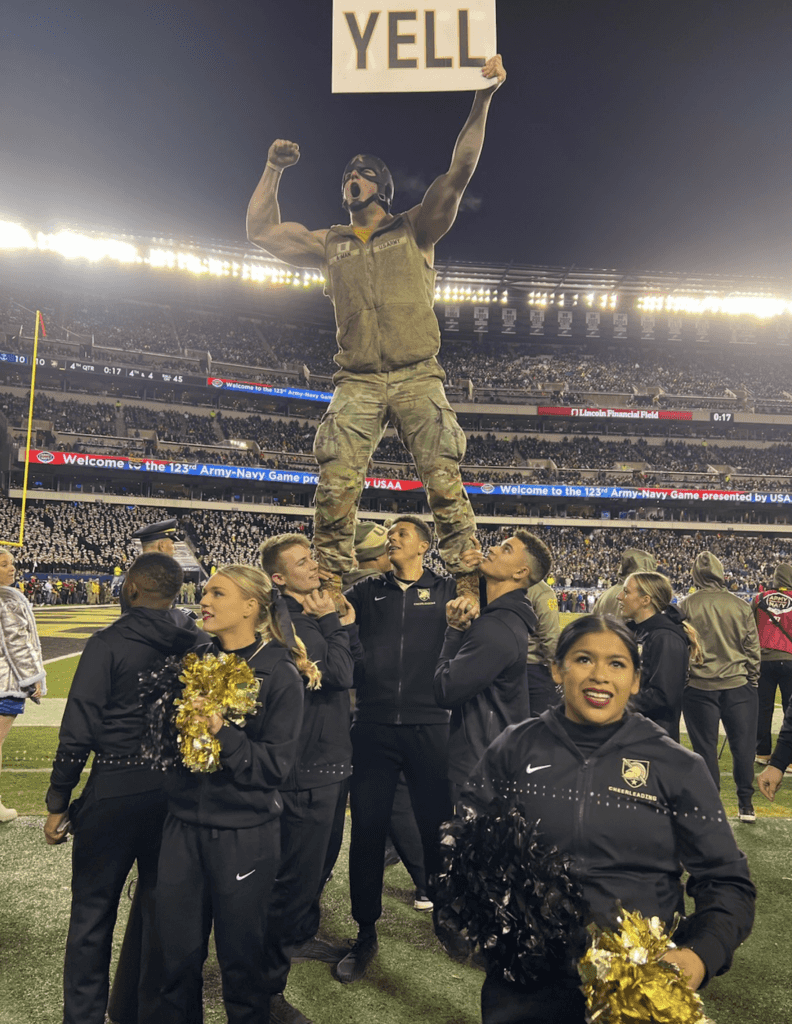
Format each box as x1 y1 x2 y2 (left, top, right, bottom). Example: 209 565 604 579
123 407 221 446
5 290 792 409
3 495 790 595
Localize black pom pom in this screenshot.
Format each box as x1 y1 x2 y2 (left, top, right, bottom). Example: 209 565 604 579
139 655 186 771
432 800 589 987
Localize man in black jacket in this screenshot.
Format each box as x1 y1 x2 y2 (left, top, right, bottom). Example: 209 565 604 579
434 530 550 804
337 515 462 983
259 533 356 1024
43 553 208 1024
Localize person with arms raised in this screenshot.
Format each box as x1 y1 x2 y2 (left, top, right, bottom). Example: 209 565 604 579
247 57 507 613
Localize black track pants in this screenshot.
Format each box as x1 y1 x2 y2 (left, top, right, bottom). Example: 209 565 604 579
156 814 280 1024
348 721 452 926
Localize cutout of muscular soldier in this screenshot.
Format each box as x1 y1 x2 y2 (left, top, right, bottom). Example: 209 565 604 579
247 55 506 607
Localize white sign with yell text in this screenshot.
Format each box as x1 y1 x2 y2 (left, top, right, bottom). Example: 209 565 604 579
332 0 497 93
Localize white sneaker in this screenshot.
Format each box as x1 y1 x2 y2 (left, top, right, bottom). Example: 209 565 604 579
0 802 18 823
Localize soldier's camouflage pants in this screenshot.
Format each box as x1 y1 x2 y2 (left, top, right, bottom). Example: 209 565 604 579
313 359 476 578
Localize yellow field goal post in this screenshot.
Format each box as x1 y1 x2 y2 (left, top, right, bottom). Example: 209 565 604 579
1 309 43 549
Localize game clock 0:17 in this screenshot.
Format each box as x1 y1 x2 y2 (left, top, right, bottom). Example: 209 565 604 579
710 412 734 424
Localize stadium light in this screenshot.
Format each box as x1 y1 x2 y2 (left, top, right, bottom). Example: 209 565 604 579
0 216 329 293
637 293 792 318
37 230 139 264
0 221 36 250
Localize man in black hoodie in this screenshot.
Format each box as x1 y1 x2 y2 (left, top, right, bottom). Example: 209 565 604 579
259 533 356 1024
434 530 550 804
43 553 208 1024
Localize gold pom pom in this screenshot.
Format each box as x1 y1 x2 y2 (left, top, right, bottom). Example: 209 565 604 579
174 652 260 773
579 909 706 1023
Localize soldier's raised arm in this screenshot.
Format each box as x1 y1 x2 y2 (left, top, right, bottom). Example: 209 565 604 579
411 55 506 248
246 139 328 269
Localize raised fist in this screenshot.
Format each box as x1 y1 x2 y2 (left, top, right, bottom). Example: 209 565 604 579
268 139 300 169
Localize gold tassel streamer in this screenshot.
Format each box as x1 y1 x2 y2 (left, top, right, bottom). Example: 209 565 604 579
174 651 260 773
579 909 706 1023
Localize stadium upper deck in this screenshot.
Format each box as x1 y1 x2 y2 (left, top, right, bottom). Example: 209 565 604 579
3 231 792 526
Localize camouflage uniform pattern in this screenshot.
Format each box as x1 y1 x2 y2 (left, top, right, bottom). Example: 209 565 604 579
314 358 476 580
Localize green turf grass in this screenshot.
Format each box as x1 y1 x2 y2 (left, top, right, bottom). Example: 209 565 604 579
1 813 790 1024
41 655 81 698
0 727 91 816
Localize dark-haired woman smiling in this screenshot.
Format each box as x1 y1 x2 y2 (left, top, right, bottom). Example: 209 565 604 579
463 614 755 1024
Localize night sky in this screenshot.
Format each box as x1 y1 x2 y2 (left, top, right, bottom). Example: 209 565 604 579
2 0 792 277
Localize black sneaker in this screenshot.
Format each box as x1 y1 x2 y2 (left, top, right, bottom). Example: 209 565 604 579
335 935 378 984
383 845 401 869
738 804 756 823
289 936 346 964
269 993 314 1024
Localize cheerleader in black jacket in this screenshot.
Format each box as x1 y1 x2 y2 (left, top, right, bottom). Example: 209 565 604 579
156 565 314 1024
618 570 702 742
462 614 755 1024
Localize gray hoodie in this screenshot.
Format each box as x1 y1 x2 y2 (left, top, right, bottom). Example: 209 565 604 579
679 552 760 690
593 548 658 618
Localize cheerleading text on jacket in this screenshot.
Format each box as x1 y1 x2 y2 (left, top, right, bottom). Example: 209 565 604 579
332 0 497 93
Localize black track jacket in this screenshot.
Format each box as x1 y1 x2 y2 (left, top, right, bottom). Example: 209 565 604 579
628 605 691 742
434 588 536 784
281 594 354 790
345 568 456 725
164 640 304 828
46 607 206 813
462 708 755 984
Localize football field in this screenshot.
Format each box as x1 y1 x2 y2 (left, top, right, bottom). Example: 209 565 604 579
1 606 790 1023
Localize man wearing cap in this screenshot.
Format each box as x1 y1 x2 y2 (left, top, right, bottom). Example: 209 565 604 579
132 518 180 555
115 519 181 609
246 57 507 612
342 521 391 588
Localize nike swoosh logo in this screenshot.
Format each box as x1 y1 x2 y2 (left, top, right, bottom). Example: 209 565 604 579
375 596 386 601
236 870 256 881
525 764 551 774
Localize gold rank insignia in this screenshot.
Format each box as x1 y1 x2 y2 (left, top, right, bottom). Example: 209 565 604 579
621 758 650 789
